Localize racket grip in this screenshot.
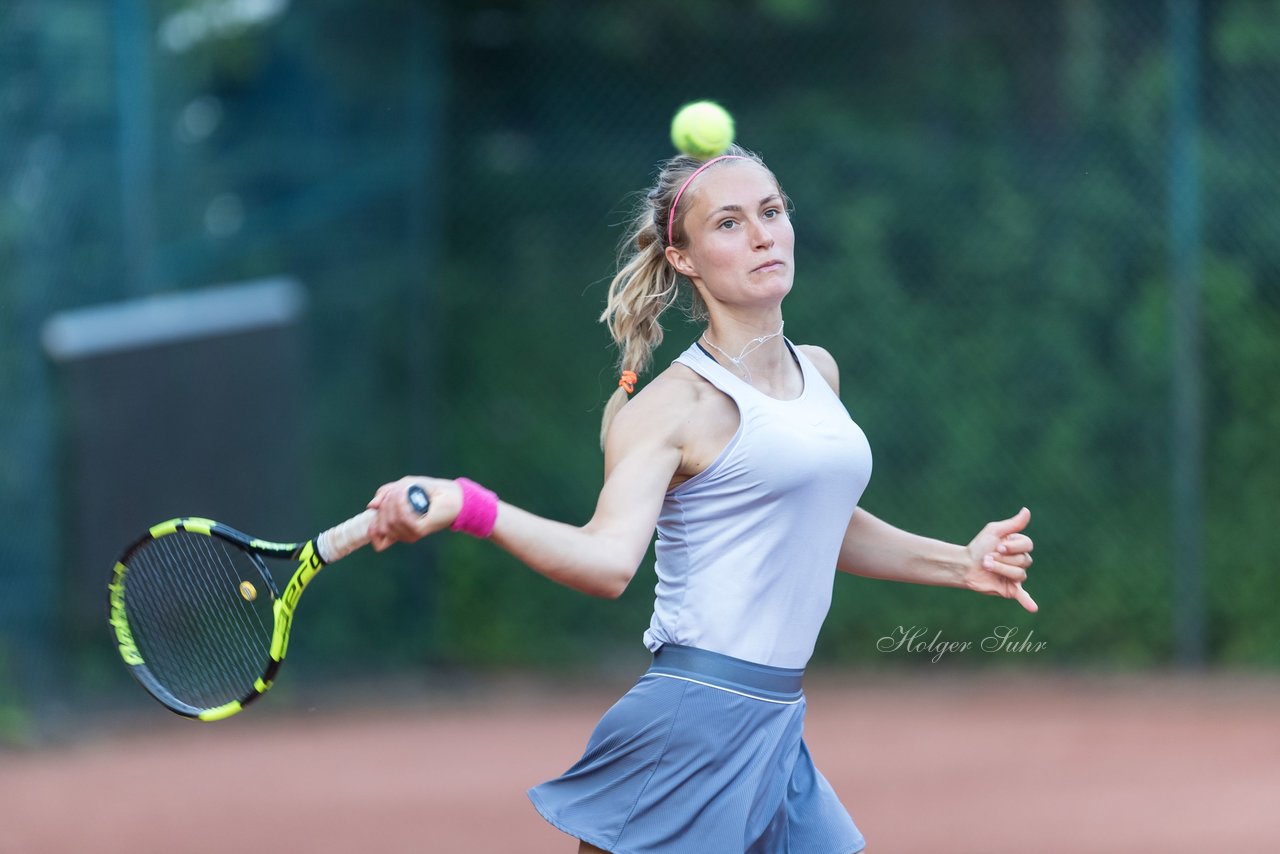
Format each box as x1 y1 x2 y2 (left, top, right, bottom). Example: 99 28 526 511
316 509 377 564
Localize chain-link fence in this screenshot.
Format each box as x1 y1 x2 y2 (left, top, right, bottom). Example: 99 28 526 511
3 0 1277 722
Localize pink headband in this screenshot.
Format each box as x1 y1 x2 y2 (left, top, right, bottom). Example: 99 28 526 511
666 155 745 246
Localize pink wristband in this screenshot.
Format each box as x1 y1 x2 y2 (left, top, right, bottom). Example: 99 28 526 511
451 477 499 538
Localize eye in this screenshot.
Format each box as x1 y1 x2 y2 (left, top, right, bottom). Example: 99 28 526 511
718 218 738 230
763 207 782 219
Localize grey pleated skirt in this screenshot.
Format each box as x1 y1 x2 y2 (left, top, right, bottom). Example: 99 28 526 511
528 645 866 853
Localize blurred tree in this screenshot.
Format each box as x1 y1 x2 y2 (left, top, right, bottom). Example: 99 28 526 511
2 0 1277 696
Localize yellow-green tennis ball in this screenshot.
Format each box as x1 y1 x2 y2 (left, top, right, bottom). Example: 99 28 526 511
671 101 735 159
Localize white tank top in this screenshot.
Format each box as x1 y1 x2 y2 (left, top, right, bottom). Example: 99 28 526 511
642 340 874 668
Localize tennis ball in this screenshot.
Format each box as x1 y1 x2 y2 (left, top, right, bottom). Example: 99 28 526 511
239 581 257 601
671 101 735 159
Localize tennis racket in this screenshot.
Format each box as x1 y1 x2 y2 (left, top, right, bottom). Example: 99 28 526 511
107 484 431 721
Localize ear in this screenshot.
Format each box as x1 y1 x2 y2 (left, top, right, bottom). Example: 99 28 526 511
664 245 698 279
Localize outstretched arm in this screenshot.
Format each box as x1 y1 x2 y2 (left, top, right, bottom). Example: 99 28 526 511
364 382 684 599
837 507 1037 613
797 344 1038 613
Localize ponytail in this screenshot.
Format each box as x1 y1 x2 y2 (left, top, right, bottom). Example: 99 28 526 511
597 145 776 448
598 208 679 447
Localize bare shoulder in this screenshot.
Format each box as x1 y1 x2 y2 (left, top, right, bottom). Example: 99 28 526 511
795 344 840 394
604 362 707 451
607 361 740 488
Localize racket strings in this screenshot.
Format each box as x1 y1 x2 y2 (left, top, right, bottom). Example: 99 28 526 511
130 536 244 706
169 534 268 692
172 532 272 700
124 531 275 710
143 534 267 706
135 537 234 704
147 537 235 695
181 534 272 662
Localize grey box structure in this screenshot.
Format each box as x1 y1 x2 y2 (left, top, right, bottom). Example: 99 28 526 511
43 277 309 640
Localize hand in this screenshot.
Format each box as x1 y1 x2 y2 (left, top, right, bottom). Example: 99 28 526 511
964 507 1037 613
365 476 463 552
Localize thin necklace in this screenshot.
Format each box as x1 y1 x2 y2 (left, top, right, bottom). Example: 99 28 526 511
701 321 785 381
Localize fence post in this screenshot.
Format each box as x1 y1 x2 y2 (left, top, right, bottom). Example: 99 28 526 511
1168 0 1206 666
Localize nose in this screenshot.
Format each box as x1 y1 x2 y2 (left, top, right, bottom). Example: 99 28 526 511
748 216 774 249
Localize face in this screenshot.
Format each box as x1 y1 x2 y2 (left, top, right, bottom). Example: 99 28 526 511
665 160 795 313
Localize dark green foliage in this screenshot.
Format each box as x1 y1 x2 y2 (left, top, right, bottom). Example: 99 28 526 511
2 1 1277 703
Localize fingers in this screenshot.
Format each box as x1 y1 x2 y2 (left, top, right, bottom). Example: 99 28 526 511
367 480 402 511
996 532 1034 556
984 526 1032 581
988 550 1029 571
370 476 459 552
972 509 1038 612
991 506 1031 539
368 479 423 549
371 510 420 551
983 553 1028 583
369 515 391 551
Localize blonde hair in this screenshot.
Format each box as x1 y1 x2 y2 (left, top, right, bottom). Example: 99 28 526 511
598 145 780 447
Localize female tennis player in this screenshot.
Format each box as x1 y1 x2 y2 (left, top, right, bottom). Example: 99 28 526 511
366 145 1036 853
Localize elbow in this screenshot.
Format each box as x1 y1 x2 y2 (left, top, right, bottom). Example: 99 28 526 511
594 561 638 600
573 531 641 599
597 573 633 600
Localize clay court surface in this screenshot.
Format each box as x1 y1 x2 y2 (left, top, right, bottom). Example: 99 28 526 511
3 669 1278 853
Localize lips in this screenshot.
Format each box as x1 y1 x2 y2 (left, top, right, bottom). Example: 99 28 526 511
752 260 786 273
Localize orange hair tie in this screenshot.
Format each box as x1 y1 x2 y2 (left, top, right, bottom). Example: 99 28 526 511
618 370 638 394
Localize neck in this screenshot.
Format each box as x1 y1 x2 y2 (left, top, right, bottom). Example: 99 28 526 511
701 317 787 381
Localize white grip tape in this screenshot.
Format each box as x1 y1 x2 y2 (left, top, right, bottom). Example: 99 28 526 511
315 509 377 564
